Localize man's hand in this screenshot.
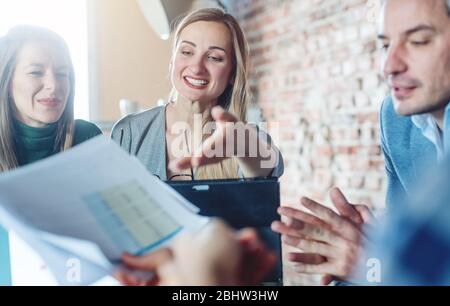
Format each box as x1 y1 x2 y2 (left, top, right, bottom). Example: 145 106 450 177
115 220 276 286
114 248 172 286
271 187 374 285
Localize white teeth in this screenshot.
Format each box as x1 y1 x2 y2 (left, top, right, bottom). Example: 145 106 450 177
185 77 208 86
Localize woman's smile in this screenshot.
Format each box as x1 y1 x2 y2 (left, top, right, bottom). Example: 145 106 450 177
183 76 210 89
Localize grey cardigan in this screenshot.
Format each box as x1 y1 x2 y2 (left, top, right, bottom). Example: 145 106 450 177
111 105 284 180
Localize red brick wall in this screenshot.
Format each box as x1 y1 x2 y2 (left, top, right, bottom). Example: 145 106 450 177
228 0 388 284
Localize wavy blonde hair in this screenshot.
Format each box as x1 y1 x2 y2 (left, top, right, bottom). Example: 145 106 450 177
0 26 75 172
169 8 252 180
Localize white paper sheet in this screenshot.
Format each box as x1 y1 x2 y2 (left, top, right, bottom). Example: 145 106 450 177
0 136 209 285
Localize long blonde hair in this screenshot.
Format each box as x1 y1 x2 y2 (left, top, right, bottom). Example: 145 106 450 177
0 26 75 172
169 8 252 180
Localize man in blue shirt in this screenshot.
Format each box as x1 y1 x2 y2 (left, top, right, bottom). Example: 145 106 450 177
272 0 450 285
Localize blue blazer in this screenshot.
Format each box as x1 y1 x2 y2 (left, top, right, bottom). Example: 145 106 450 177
380 96 450 211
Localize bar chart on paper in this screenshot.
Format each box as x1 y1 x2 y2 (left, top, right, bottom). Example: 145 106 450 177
84 180 182 255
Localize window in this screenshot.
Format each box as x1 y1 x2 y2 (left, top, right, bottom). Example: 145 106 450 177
0 0 90 120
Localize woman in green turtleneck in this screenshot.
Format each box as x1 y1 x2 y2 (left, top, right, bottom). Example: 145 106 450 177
0 26 101 285
13 118 100 167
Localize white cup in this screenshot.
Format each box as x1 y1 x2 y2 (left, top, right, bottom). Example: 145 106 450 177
119 99 140 117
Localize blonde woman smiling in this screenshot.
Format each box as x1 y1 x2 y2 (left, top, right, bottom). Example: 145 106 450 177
111 8 283 181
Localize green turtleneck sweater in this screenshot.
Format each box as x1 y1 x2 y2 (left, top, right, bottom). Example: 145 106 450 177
13 119 102 166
